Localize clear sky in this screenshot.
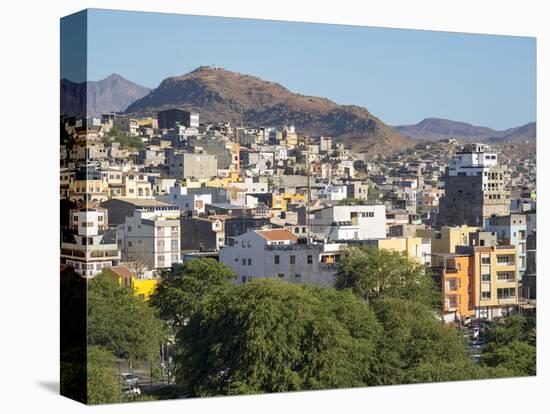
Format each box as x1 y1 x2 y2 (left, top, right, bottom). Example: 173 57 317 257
66 9 536 130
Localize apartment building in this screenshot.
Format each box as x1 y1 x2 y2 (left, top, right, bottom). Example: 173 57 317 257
362 237 431 265
417 225 479 254
117 209 181 271
219 229 342 287
456 245 519 320
438 143 510 227
431 253 473 323
60 204 120 278
485 214 527 280
310 204 386 241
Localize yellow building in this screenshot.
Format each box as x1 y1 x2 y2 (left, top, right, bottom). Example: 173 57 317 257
103 266 158 300
137 117 158 129
417 225 478 254
470 245 519 319
272 193 307 212
368 237 431 265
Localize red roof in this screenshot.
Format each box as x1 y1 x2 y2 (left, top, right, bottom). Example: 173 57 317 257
256 229 298 242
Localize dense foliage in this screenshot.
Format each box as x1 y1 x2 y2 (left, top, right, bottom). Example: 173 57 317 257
149 259 237 329
480 315 536 376
174 279 381 396
87 346 123 405
102 126 144 150
335 246 438 307
87 272 167 362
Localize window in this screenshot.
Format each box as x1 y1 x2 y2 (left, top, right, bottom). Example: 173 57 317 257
497 288 516 299
242 258 246 265
290 255 296 265
481 274 491 282
497 255 511 264
295 274 301 279
307 255 313 264
481 256 491 264
128 241 133 247
171 254 178 262
274 255 280 265
171 240 179 250
481 291 491 300
242 276 247 283
497 272 513 281
277 273 285 278
247 241 252 248
128 226 132 232
73 216 78 222
248 258 252 266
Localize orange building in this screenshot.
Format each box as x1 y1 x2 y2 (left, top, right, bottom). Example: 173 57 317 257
432 245 519 323
432 254 474 322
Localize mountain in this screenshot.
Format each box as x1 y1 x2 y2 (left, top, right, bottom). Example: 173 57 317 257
393 118 536 143
125 66 410 156
60 74 151 118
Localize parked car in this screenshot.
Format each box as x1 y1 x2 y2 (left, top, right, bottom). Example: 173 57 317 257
122 385 141 398
121 373 139 386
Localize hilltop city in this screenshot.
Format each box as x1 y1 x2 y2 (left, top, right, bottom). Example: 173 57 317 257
59 67 536 400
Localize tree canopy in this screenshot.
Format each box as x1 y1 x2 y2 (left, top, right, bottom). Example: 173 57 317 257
149 259 237 329
87 272 167 362
335 246 438 307
174 279 381 397
87 346 123 405
480 315 536 376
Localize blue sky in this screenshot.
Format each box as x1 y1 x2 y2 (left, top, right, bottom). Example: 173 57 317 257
64 9 536 130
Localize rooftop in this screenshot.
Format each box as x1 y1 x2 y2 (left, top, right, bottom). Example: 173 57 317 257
256 229 299 242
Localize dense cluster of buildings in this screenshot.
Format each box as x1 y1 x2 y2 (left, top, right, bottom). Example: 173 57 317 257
60 108 536 321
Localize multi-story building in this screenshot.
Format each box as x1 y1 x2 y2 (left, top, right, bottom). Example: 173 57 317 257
219 229 342 286
157 109 199 130
456 245 519 320
117 209 181 271
431 253 474 323
485 214 527 280
362 237 431 265
438 143 510 227
60 204 120 278
310 204 386 241
166 150 218 180
417 225 479 254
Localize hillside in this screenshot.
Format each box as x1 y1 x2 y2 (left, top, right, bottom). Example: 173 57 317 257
394 117 535 143
125 66 411 157
60 74 151 118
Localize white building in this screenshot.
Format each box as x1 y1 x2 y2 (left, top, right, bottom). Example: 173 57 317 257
158 185 212 214
219 229 342 287
117 209 181 271
317 184 348 201
311 204 386 241
61 205 120 278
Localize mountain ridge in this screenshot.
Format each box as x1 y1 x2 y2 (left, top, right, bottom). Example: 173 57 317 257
124 66 411 157
60 74 151 118
393 117 536 143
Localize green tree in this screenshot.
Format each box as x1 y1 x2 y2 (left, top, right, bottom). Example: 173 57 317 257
480 315 536 376
174 279 381 397
87 346 123 405
103 125 144 150
149 259 237 329
335 246 438 307
87 272 167 363
370 298 480 384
